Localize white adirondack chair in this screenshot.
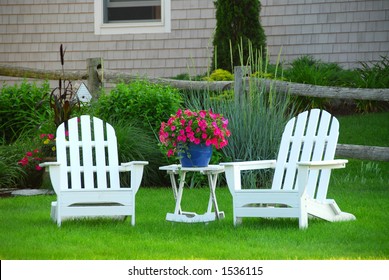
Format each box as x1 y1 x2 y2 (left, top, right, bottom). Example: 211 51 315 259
40 115 148 226
221 109 356 229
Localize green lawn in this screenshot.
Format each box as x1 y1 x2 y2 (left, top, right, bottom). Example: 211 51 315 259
337 111 389 146
0 112 388 260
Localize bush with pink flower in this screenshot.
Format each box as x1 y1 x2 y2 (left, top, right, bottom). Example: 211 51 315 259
18 149 44 172
18 134 55 179
40 133 56 157
159 108 231 157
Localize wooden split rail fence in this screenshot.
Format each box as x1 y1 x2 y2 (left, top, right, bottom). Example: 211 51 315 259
0 60 388 161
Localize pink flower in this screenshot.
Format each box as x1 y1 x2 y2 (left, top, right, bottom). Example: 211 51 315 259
199 110 207 118
26 151 33 157
18 157 29 166
35 165 43 171
167 149 174 157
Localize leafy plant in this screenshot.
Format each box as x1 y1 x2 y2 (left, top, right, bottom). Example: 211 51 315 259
0 80 51 144
95 80 182 133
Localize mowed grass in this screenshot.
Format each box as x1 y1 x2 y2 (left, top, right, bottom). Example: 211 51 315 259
0 112 388 260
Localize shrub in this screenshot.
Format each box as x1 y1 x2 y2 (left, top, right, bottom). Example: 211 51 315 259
284 55 345 86
283 56 347 111
0 80 51 144
356 56 389 89
94 80 182 132
352 56 389 112
282 55 389 113
203 69 234 81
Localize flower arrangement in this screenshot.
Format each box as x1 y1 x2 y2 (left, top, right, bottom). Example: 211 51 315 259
159 108 231 157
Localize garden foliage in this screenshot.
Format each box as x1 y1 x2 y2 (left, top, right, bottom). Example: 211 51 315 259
0 80 51 144
94 80 182 132
1 54 388 189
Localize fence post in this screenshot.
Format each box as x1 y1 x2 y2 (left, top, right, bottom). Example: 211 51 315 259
86 58 103 99
234 66 251 105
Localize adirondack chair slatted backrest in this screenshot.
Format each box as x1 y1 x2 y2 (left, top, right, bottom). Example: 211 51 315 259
272 109 339 201
56 115 120 190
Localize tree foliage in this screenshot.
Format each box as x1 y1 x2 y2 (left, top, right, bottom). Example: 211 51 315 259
212 0 267 72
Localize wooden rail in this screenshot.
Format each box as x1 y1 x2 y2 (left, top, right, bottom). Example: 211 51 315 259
1 62 388 161
1 63 389 101
336 144 389 161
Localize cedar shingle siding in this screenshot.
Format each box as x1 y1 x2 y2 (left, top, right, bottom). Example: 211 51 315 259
0 0 388 86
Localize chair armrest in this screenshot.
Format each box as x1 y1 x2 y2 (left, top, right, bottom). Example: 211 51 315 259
120 161 149 171
296 159 348 196
119 161 149 194
39 162 61 173
38 162 61 194
39 161 61 168
297 159 348 170
221 160 276 193
220 160 276 171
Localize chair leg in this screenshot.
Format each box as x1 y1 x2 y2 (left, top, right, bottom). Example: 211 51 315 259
299 199 308 229
131 215 135 226
234 217 242 226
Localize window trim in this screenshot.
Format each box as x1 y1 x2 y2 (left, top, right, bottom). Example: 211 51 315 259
94 0 171 35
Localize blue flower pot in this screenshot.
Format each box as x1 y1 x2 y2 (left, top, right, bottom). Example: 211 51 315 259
178 143 213 167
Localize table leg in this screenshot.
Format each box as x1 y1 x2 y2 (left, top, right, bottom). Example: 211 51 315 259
165 167 225 223
207 173 224 219
172 171 186 215
168 172 181 214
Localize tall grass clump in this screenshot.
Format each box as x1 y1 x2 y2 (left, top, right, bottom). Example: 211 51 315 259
352 56 389 112
183 51 294 188
0 145 25 188
112 120 170 187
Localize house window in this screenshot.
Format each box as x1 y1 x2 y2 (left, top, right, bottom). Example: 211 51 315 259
95 0 171 35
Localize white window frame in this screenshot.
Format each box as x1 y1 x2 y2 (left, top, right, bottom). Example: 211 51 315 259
94 0 171 35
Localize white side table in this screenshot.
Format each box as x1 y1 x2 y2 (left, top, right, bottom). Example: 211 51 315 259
159 164 225 223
